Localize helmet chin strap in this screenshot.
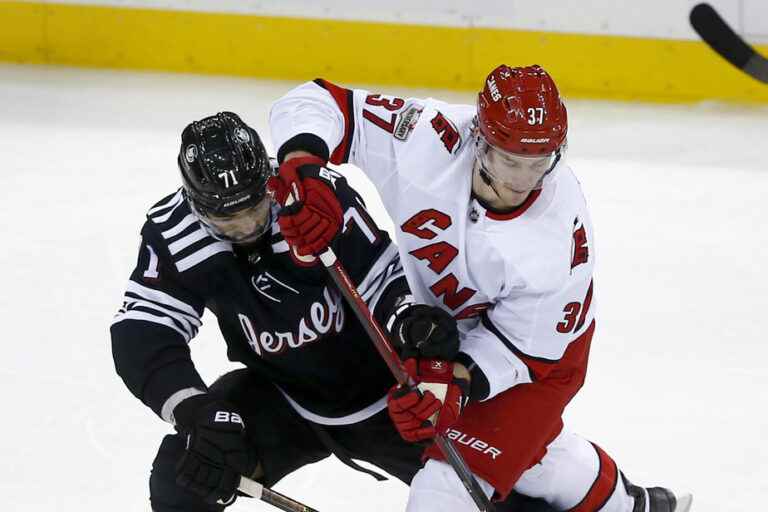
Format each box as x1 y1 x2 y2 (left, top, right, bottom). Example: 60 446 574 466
475 136 504 199
477 160 504 199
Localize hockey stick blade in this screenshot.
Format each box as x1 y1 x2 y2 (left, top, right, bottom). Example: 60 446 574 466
690 3 768 84
239 476 320 512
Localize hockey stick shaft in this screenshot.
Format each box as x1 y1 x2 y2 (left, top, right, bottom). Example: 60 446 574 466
238 476 320 512
318 249 495 512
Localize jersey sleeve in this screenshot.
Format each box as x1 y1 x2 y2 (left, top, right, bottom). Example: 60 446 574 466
270 79 421 195
457 268 595 401
110 220 208 423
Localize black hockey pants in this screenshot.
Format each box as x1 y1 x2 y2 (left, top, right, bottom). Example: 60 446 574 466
148 369 556 512
149 368 424 511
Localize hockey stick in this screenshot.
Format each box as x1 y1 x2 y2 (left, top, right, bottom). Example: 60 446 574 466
316 249 495 512
238 476 320 512
690 3 768 84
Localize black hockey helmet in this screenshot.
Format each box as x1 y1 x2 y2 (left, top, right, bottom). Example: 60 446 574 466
178 112 273 242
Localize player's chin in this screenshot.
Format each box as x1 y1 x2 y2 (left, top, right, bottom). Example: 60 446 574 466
500 181 539 194
228 227 267 245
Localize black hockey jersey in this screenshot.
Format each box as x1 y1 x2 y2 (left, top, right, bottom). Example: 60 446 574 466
111 166 408 423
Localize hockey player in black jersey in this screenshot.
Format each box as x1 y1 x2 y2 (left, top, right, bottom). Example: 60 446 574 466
110 112 554 512
110 112 430 510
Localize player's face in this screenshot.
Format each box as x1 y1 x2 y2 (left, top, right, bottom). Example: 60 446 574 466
480 143 557 193
204 195 272 243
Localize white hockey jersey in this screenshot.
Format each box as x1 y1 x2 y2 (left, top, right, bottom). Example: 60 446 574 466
270 80 596 401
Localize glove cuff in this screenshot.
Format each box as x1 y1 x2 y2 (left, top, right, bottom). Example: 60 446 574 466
389 303 430 357
392 305 460 360
454 352 490 402
172 393 213 430
277 133 329 163
161 387 206 425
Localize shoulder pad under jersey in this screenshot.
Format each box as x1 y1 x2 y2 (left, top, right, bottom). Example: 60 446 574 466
144 189 233 274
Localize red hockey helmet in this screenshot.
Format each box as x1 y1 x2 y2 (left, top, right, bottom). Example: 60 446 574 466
477 65 567 156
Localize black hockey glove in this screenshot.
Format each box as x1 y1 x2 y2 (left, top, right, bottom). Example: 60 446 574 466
173 394 257 506
391 304 460 360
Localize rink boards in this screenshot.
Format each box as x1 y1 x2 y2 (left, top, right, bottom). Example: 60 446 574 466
1 0 768 103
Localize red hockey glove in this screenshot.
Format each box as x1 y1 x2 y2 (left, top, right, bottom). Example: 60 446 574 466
387 359 470 443
267 156 344 258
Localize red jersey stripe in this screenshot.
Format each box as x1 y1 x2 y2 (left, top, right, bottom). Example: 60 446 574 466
313 79 355 164
574 280 594 332
567 443 619 512
485 189 542 221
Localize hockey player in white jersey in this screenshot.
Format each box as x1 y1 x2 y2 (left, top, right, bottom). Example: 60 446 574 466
268 65 693 512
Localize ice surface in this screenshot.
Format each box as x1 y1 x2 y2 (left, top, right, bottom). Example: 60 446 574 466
0 64 765 511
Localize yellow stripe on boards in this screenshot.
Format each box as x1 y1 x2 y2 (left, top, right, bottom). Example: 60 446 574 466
1 1 767 103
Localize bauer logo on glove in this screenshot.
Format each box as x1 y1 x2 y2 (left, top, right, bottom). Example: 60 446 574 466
213 411 244 425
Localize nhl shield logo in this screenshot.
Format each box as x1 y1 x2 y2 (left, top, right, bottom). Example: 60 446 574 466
184 144 198 163
234 127 251 143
